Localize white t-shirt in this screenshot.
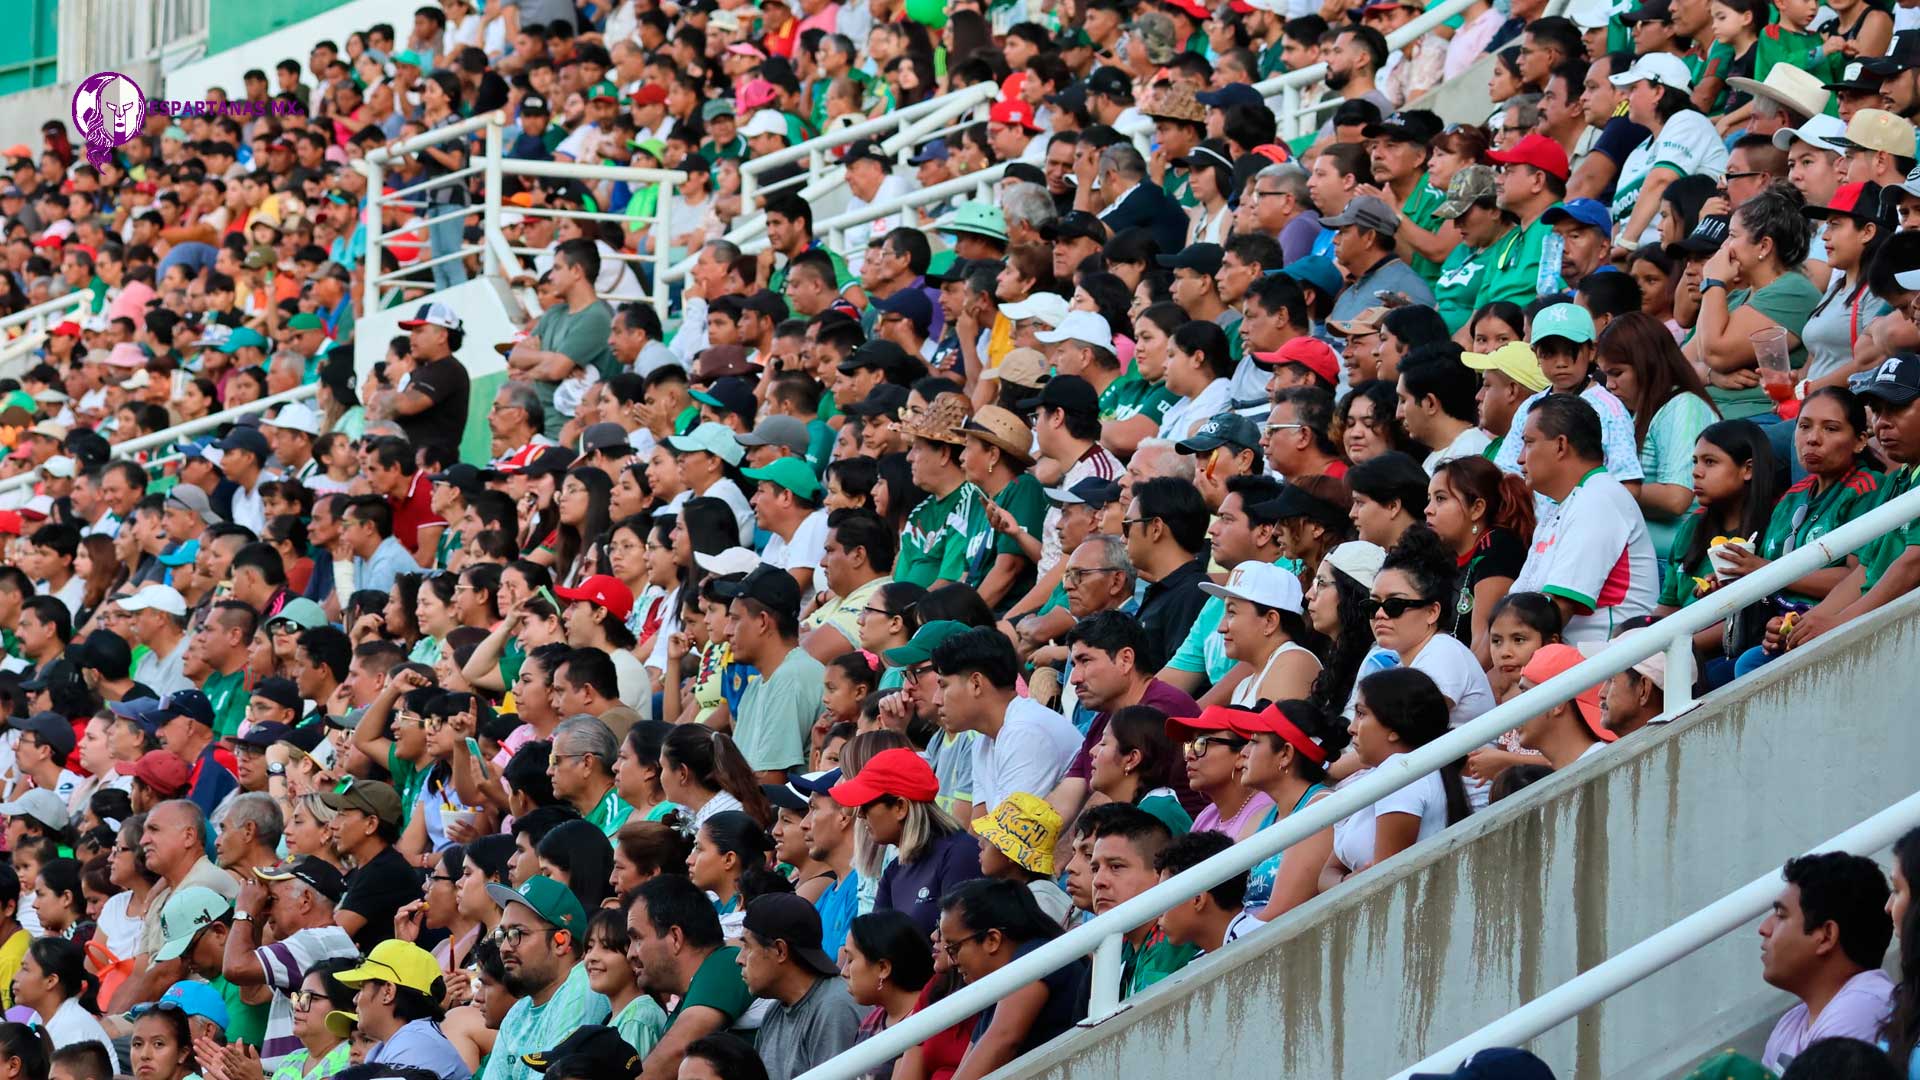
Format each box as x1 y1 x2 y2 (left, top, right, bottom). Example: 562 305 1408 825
845 175 910 273
43 998 119 1071
95 890 144 959
1424 426 1493 475
1404 633 1495 729
970 697 1083 810
1610 110 1729 247
612 649 650 712
1512 468 1659 645
1158 378 1234 441
1331 760 1452 872
762 509 829 575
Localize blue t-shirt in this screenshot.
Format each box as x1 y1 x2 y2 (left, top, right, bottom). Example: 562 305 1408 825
814 871 860 960
189 746 238 817
368 1018 472 1080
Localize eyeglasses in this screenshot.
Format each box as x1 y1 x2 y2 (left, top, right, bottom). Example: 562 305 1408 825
1063 567 1123 587
391 712 422 731
941 932 980 959
905 662 935 682
1261 422 1305 434
289 989 330 1011
1364 596 1433 620
491 924 561 947
859 606 894 621
427 873 458 885
1185 735 1247 757
1723 171 1766 182
1120 516 1157 534
549 751 594 768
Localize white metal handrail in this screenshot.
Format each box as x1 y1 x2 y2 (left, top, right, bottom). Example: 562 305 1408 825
1392 789 1920 1077
494 156 685 324
1258 0 1481 141
0 293 95 379
0 383 320 498
738 82 1000 206
796 482 1920 1080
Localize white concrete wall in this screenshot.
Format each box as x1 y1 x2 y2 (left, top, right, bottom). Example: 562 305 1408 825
163 0 394 102
1003 587 1920 1080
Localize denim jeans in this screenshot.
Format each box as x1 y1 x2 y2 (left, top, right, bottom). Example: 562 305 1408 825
428 207 469 291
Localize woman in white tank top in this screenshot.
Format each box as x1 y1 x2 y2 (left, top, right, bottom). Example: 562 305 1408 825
1202 561 1324 708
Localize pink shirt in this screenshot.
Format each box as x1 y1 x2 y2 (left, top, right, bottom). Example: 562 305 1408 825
1193 791 1278 841
797 5 841 35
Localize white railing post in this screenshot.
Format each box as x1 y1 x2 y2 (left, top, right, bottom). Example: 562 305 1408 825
741 161 758 209
1281 84 1301 143
361 160 384 318
1084 933 1126 1024
1665 636 1696 715
653 181 673 329
482 119 504 280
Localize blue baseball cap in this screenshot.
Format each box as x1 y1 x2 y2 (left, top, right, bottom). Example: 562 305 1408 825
1196 83 1265 110
1277 254 1342 298
1541 197 1612 234
130 980 230 1028
789 768 842 796
908 138 949 165
156 538 200 568
107 697 162 725
1530 302 1596 346
152 689 215 728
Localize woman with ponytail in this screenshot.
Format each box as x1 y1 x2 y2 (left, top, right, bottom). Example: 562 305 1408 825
1427 456 1534 664
659 725 773 829
1321 668 1473 890
13 938 113 1070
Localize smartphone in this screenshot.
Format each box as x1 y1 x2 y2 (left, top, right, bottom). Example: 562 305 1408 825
466 737 491 778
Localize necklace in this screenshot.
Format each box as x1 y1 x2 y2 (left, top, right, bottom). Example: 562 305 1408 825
1211 786 1253 823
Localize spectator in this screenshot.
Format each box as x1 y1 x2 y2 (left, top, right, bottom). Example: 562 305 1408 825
925 628 1080 816
738 894 863 1080
1322 669 1472 886
829 749 980 937
627 875 754 1080
719 566 826 781
1511 643 1614 767
1125 477 1212 671
483 876 610 1080
337 940 471 1080
1758 853 1895 1073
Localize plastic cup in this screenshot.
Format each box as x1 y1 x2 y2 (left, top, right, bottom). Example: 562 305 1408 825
1753 326 1794 403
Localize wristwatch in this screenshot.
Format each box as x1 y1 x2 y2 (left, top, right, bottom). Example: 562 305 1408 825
233 911 253 923
267 762 287 777
1700 279 1727 293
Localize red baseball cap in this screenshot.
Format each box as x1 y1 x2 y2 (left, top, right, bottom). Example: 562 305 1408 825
988 99 1041 133
631 83 668 106
1224 704 1330 764
828 748 939 806
49 321 79 338
1165 704 1261 740
1165 0 1210 18
1255 337 1340 383
553 574 634 621
1519 644 1616 743
116 750 191 796
1485 134 1570 181
0 511 22 537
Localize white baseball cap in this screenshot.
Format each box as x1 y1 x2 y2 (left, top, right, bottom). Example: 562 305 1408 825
119 584 187 617
1324 541 1387 591
739 110 788 139
119 370 152 391
40 456 75 480
1608 53 1693 93
998 293 1069 328
1199 561 1304 614
264 401 323 436
1773 113 1848 155
397 301 463 332
1565 0 1610 30
695 547 762 576
1034 310 1116 354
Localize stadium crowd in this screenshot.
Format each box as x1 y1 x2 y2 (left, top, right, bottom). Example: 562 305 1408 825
3 0 1920 1076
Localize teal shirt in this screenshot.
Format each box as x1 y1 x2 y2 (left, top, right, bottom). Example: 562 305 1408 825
481 964 611 1080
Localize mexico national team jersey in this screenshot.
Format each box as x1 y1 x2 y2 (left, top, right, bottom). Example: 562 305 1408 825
1512 467 1659 644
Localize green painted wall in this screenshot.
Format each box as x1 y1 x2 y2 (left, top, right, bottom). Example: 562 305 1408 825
207 0 355 56
0 0 58 96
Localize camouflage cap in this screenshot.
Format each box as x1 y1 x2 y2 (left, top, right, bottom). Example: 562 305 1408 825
1129 13 1181 68
1433 164 1498 221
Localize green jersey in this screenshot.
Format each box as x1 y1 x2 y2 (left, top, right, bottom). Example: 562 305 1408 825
1401 173 1448 284
895 482 993 587
1762 468 1881 603
1859 464 1920 592
1474 212 1567 311
1433 242 1491 334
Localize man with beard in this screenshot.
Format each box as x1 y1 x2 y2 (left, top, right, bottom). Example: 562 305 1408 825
483 876 608 1080
1310 26 1393 152
628 875 754 1080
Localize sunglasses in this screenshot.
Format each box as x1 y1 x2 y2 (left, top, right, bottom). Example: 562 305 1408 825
1364 596 1433 620
1185 734 1246 757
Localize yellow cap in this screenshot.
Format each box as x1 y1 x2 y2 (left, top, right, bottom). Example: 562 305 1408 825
1462 340 1551 394
1840 108 1917 158
323 1010 358 1038
970 792 1063 875
334 940 443 997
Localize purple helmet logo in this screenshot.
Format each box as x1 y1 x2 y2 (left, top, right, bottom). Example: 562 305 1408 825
72 71 146 169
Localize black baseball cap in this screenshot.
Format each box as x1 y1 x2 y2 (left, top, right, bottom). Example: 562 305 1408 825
1252 484 1351 528
1854 352 1920 405
9 711 74 758
691 376 758 419
1362 110 1444 144
71 630 132 677
250 676 302 713
523 1027 642 1080
254 855 349 904
843 383 911 418
842 138 890 168
235 721 295 749
1156 243 1226 275
761 782 810 815
521 94 551 116
1040 210 1109 244
741 892 838 976
714 564 803 620
429 462 486 495
1175 413 1262 454
1085 66 1131 99
1665 215 1729 259
1020 374 1100 416
837 338 913 374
